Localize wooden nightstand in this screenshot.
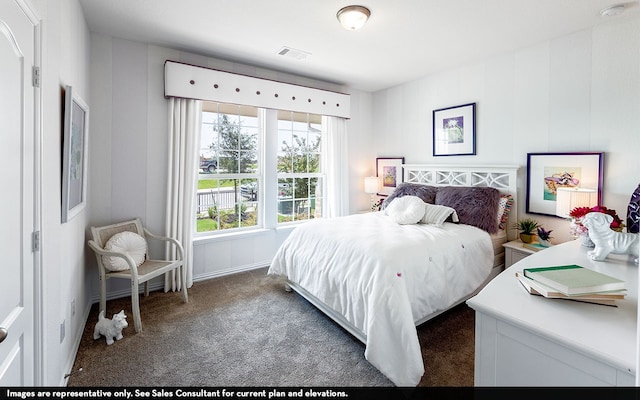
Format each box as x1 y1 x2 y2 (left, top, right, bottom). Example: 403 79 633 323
503 240 538 268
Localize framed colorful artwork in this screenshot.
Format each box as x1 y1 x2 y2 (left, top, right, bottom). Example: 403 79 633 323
526 152 604 217
376 157 404 196
432 102 476 156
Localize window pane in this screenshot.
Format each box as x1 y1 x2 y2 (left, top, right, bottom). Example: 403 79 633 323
295 199 309 221
196 178 259 232
197 102 260 234
277 178 293 222
308 153 320 173
293 177 308 199
312 177 323 219
277 200 294 223
239 150 258 173
278 122 293 173
277 115 293 130
205 106 259 176
276 112 323 225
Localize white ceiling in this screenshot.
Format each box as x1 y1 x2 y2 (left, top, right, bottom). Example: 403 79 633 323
79 0 639 92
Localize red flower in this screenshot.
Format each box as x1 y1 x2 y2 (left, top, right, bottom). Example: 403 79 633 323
568 205 625 231
568 206 593 219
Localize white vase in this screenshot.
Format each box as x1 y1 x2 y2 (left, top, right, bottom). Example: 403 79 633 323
539 239 551 247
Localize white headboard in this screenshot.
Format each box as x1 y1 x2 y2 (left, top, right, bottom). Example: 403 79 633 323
403 164 520 239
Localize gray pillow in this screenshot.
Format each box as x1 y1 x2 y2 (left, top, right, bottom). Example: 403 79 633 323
381 183 438 210
435 186 501 233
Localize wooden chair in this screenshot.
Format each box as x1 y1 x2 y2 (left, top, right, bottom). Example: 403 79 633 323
88 218 188 333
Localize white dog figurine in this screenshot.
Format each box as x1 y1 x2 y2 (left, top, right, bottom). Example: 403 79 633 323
582 212 639 261
93 310 128 345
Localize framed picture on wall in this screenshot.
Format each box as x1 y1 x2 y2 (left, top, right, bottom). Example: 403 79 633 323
376 157 404 196
526 152 604 217
61 85 90 223
432 103 476 156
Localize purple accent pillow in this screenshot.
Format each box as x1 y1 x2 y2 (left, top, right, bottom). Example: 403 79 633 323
628 183 640 233
435 186 501 233
381 183 438 210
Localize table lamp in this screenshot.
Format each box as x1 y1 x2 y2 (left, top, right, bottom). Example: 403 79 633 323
555 187 598 218
364 176 380 211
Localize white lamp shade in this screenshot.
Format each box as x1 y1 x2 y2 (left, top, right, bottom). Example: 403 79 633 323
555 187 598 217
364 176 380 194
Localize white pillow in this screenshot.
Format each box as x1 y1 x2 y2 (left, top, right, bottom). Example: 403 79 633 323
421 203 459 226
385 195 426 225
102 231 147 272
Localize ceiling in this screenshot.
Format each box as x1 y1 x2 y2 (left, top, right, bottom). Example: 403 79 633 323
78 0 639 92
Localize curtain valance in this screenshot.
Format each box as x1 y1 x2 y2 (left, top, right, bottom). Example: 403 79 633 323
164 60 351 119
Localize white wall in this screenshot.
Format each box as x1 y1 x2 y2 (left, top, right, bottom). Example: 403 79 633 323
33 0 91 386
88 36 375 294
371 16 640 243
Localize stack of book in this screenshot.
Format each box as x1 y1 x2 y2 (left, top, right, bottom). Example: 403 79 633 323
522 242 549 252
515 264 627 306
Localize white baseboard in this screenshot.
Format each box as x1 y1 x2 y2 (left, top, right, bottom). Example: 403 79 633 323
61 300 93 386
192 262 270 283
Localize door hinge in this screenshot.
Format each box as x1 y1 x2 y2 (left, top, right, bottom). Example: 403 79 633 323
32 66 40 88
32 231 40 252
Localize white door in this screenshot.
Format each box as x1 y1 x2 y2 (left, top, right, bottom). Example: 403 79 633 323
0 0 37 385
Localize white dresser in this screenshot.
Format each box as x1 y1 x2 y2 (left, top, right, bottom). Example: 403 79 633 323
467 239 637 386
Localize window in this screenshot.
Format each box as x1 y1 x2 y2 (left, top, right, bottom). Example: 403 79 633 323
197 103 260 233
196 103 324 234
277 111 323 223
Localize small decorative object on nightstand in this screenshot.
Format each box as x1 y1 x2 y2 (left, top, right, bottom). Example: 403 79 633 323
536 226 553 247
513 218 540 244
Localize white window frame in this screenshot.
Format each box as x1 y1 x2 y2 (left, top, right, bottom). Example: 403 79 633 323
196 104 263 236
276 111 324 225
196 106 326 237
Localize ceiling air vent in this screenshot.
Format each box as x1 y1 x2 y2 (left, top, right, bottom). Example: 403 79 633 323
277 46 311 61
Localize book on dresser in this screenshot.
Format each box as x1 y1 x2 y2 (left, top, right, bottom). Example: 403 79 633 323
515 272 625 306
522 242 549 252
522 264 626 296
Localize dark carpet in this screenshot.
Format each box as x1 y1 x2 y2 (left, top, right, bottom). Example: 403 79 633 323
67 267 475 387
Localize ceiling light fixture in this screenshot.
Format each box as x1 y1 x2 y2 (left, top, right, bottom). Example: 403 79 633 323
600 4 625 17
337 5 371 30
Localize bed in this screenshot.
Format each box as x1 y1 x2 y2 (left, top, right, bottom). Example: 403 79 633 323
267 164 519 386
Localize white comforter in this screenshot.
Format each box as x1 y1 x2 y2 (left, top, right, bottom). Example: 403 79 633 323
267 212 494 386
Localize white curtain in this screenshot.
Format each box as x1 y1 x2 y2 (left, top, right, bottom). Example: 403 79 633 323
321 116 350 218
165 98 202 290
